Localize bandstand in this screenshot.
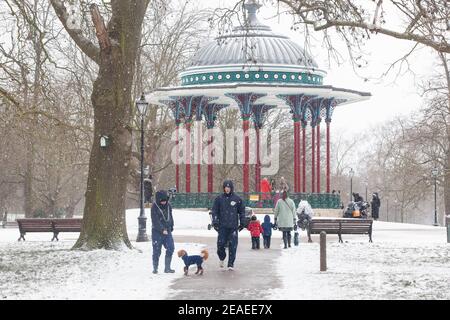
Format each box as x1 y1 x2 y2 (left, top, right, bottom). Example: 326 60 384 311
147 0 370 209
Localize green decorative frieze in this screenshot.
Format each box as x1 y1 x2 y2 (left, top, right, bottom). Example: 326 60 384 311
181 71 323 86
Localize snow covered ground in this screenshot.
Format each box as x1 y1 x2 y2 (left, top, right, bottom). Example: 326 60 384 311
270 221 450 300
0 210 448 300
0 209 212 300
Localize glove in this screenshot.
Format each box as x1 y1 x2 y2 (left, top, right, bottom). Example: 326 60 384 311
294 224 298 231
273 224 278 230
213 223 219 231
238 225 244 232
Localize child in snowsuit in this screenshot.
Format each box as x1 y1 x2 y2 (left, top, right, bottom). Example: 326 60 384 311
247 215 264 249
261 214 275 249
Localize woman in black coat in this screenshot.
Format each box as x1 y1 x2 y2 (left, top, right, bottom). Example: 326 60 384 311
371 193 381 220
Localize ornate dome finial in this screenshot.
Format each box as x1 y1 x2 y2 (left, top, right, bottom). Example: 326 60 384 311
244 0 262 26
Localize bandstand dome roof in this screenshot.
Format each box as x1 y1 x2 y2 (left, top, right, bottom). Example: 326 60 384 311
147 0 371 109
179 0 327 87
187 15 319 69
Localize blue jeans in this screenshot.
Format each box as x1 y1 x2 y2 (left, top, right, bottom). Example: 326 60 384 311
217 227 238 267
152 229 174 270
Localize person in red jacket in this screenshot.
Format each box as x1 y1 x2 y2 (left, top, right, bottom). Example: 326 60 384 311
260 177 272 202
247 215 264 249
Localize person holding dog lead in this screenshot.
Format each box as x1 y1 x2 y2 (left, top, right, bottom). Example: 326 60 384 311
151 190 175 274
211 180 246 270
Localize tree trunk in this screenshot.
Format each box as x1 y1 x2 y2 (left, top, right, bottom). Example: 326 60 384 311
73 1 149 250
24 9 43 218
24 150 34 217
443 53 450 221
445 131 450 221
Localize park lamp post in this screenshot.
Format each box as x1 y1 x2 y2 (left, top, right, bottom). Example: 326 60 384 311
136 93 149 242
365 181 368 202
349 168 354 203
431 167 439 226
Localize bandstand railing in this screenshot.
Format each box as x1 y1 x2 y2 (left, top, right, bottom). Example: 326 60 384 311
169 192 341 209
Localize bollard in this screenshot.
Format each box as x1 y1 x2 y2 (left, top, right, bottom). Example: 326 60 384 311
320 231 327 271
446 215 450 243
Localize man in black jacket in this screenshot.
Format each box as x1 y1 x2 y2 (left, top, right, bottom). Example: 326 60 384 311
151 190 175 274
211 180 246 270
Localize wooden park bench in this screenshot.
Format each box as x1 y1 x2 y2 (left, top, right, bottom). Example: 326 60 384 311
307 218 373 243
16 218 82 241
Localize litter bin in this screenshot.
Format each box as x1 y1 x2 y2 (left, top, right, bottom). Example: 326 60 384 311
446 215 450 243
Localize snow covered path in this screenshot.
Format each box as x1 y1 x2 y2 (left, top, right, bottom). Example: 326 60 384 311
167 236 283 300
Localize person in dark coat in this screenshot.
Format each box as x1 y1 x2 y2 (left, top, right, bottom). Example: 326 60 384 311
211 180 246 270
353 192 363 202
151 190 175 274
261 214 275 249
144 175 153 204
371 193 381 220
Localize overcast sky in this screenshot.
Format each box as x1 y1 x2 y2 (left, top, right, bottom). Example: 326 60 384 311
202 0 438 139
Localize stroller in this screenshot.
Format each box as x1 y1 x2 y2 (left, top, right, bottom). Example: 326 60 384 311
294 209 312 246
297 209 312 231
343 201 370 218
168 187 177 201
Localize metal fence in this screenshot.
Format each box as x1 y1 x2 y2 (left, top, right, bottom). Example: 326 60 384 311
169 192 341 209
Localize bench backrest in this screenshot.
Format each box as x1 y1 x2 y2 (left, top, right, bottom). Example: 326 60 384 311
16 218 83 232
310 218 372 233
16 219 53 232
52 219 82 231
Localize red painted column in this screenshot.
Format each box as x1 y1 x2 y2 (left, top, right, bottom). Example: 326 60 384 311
255 126 261 192
311 124 315 193
326 121 331 193
197 121 202 193
175 124 180 192
243 119 250 193
185 121 191 193
208 128 213 193
293 121 300 192
316 122 321 193
302 124 306 193
298 123 302 192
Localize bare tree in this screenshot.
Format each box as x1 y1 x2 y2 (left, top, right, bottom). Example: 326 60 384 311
48 0 152 249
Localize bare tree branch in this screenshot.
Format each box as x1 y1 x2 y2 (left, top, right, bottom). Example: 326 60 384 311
49 0 100 63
